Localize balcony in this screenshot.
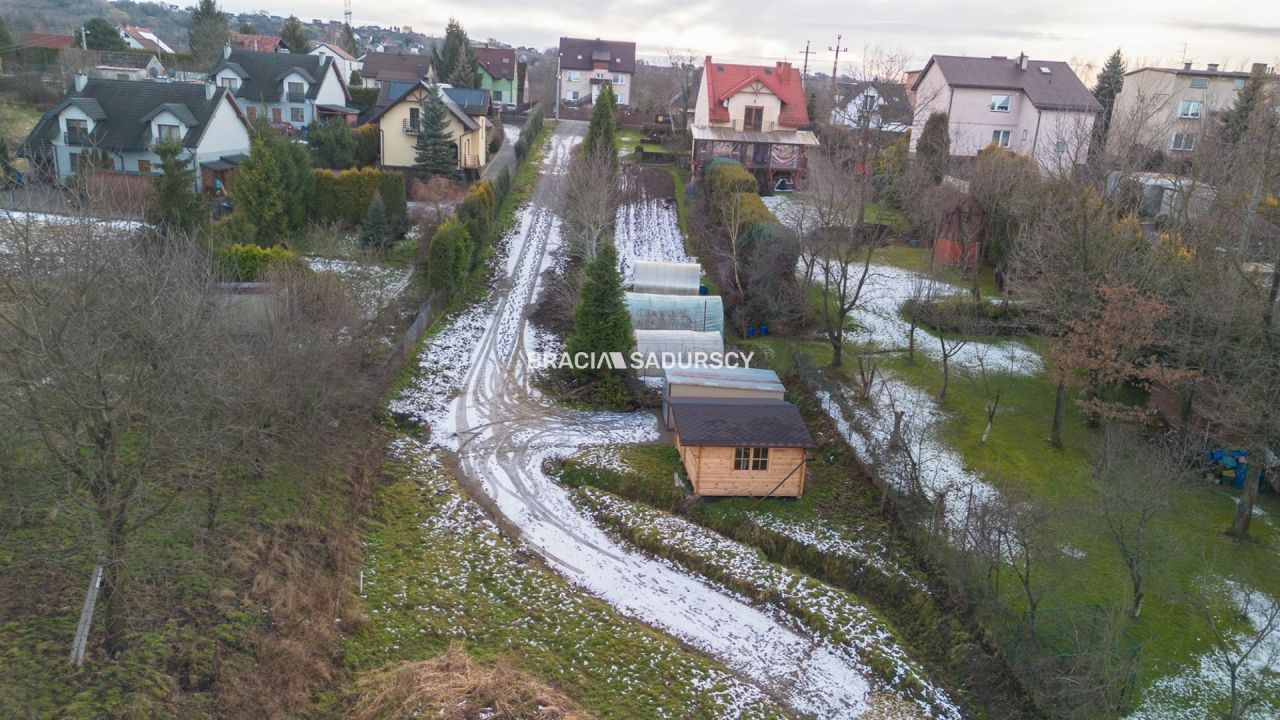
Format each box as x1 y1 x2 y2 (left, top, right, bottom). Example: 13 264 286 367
286 91 305 103
461 154 480 169
402 119 420 135
64 130 91 146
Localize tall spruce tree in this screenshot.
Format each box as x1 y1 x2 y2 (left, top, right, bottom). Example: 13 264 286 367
916 112 950 183
146 141 204 235
414 82 460 180
339 23 358 57
78 18 127 51
280 16 311 53
584 84 618 159
433 19 470 85
1092 49 1125 141
447 40 481 89
1221 73 1269 145
565 241 634 383
231 128 314 243
188 0 229 65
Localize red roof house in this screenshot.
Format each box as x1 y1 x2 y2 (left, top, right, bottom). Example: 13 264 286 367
21 32 77 50
691 56 820 184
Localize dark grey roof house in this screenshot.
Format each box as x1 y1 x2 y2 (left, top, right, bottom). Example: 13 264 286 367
210 46 355 128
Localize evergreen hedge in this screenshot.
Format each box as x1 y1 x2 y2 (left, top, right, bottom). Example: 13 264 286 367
313 168 407 226
217 243 300 281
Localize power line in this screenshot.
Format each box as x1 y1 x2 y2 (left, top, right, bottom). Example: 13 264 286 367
828 34 847 83
797 40 813 78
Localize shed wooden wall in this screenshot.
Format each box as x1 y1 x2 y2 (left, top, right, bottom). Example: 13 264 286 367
675 433 806 497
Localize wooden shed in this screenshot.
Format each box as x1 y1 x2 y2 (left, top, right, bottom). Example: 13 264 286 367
669 399 816 497
662 367 785 429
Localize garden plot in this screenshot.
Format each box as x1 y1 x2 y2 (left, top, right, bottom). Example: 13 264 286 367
576 486 962 720
742 512 926 591
614 197 693 284
307 257 412 319
1128 581 1280 720
357 436 786 720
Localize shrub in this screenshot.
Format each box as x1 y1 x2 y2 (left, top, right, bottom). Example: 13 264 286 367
353 125 380 167
360 193 393 252
456 181 497 269
210 211 258 248
705 160 758 204
425 219 472 296
495 168 512 207
313 168 407 227
348 87 379 112
217 243 299 281
514 137 529 162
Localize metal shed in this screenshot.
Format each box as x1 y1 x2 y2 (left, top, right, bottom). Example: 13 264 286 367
633 330 725 377
625 292 724 333
662 366 786 428
631 260 703 295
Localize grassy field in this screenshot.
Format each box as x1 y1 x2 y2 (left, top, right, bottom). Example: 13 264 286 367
335 437 787 720
0 99 42 149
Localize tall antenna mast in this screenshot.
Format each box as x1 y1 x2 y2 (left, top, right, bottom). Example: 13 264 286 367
344 0 352 27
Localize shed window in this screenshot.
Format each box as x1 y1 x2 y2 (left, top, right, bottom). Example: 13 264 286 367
989 94 1012 112
734 447 770 471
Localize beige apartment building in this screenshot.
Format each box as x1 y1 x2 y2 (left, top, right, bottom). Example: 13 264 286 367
1108 62 1275 157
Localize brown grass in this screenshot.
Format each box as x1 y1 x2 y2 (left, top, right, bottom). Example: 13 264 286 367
350 644 594 720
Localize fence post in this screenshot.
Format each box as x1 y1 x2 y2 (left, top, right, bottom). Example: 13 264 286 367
69 552 105 666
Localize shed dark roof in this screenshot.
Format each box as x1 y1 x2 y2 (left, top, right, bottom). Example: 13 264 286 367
97 51 155 69
360 51 432 82
21 79 239 155
916 55 1102 112
671 399 815 448
558 37 636 74
474 46 517 81
211 49 338 104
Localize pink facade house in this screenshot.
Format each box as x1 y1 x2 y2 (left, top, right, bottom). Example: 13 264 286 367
909 53 1102 172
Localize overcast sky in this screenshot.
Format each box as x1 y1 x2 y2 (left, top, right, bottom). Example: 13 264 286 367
221 0 1279 77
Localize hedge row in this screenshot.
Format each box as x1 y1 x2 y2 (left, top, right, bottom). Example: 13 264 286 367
514 105 545 162
217 243 301 281
313 168 407 227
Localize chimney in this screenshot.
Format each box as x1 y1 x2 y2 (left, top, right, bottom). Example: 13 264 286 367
1207 63 1219 72
74 71 88 92
223 42 232 59
776 60 792 80
1251 62 1267 76
1018 52 1028 71
1183 61 1192 70
205 79 216 100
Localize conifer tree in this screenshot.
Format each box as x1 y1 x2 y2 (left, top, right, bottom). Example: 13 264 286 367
188 0 229 65
1092 49 1125 140
916 112 950 184
280 16 311 53
1221 73 1270 145
584 84 618 160
433 18 470 84
566 241 634 383
360 192 391 252
447 41 481 89
414 82 460 180
146 141 204 235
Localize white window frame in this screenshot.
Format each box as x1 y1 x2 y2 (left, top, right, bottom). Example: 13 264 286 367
568 90 579 101
1188 77 1208 89
616 93 625 105
567 71 580 82
991 129 1011 147
989 94 1012 112
611 73 626 85
1170 132 1196 151
1177 100 1203 119
1232 78 1246 90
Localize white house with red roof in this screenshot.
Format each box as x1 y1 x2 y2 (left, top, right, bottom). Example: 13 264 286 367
691 56 820 184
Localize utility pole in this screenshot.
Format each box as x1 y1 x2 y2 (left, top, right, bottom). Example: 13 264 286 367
80 23 88 50
828 34 847 83
797 41 814 78
344 0 352 27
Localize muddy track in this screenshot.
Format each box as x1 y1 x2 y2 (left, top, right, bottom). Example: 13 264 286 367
440 122 895 719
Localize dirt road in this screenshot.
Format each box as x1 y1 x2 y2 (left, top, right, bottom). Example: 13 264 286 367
410 122 903 718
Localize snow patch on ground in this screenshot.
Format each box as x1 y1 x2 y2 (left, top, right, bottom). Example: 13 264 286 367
1128 581 1280 720
1 209 145 232
387 302 491 447
574 445 634 475
742 512 925 591
306 257 412 319
578 488 960 720
614 195 694 283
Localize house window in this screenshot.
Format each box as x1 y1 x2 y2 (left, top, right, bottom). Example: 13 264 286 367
492 89 502 101
989 94 1012 112
1189 77 1208 89
616 93 625 104
287 81 305 100
65 118 88 144
408 107 420 131
68 152 80 171
1178 100 1203 118
733 447 770 471
156 123 180 141
991 130 1011 147
568 90 579 101
290 107 304 123
612 73 625 85
1170 132 1196 151
567 71 580 82
220 76 237 90
744 106 764 131
1055 140 1067 153
1232 78 1246 90
246 106 256 120
137 159 151 173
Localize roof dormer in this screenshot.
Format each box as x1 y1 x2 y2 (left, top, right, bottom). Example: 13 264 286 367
141 104 197 145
